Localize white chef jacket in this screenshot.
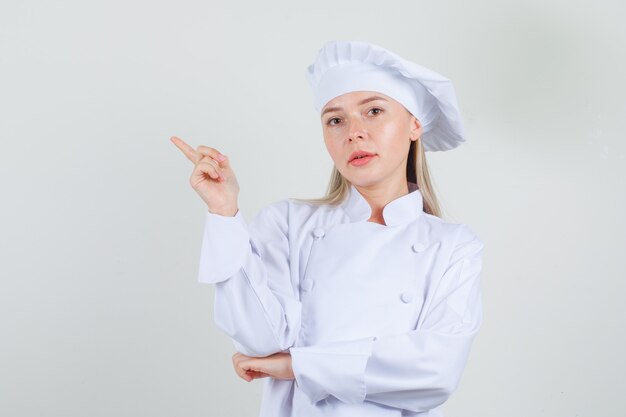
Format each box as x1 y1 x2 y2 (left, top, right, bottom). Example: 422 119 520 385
198 181 484 417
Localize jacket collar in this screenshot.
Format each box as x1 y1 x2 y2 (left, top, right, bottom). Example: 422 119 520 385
340 181 424 226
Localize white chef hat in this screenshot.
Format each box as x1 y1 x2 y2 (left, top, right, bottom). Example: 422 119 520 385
306 40 466 152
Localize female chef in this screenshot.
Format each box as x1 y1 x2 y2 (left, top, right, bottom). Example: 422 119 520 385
172 40 484 417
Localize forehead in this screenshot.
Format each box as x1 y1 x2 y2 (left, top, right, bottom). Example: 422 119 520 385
322 90 394 108
321 91 405 117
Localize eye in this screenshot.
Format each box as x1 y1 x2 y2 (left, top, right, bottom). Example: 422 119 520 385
368 107 383 116
326 117 341 126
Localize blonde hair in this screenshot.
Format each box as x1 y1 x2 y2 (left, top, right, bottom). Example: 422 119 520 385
292 137 442 218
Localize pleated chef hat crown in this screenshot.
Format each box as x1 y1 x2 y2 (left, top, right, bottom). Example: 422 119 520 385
306 40 466 152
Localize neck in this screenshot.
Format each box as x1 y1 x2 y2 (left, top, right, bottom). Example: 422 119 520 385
353 179 410 225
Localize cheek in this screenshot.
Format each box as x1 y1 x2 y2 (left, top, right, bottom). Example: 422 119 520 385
376 134 411 168
378 125 408 152
323 138 341 162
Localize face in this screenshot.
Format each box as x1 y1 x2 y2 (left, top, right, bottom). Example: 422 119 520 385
320 91 423 190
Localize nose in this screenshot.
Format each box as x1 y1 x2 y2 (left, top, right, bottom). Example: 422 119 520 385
347 118 366 142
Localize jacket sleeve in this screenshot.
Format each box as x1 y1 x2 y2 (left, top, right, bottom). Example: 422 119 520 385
197 200 301 357
288 224 484 413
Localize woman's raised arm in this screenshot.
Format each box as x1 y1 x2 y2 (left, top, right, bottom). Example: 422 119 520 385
172 136 301 357
200 200 302 357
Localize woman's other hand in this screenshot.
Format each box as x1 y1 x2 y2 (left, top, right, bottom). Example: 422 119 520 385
170 136 239 216
232 351 295 382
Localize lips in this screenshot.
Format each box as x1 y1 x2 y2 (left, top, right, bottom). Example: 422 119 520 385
349 150 376 162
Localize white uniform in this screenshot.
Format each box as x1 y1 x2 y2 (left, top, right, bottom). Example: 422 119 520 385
198 182 484 417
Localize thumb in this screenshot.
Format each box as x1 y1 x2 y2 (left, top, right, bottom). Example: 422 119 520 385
216 153 231 168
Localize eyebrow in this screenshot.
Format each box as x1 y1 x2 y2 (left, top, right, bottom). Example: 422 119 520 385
321 95 389 117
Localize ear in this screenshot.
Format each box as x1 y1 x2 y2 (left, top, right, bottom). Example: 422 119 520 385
409 115 423 141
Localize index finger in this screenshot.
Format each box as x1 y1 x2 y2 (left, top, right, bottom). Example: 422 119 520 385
170 136 201 164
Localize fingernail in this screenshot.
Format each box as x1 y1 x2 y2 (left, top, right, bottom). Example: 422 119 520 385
217 154 227 161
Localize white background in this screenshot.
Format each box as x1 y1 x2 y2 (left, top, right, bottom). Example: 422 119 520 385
1 0 625 416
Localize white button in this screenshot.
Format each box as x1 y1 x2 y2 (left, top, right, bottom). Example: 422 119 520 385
400 291 413 303
412 242 426 252
301 279 314 291
312 227 325 239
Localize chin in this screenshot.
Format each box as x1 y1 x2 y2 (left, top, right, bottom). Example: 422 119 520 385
346 177 379 188
339 168 382 188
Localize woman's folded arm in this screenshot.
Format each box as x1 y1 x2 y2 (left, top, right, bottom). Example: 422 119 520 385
289 225 484 413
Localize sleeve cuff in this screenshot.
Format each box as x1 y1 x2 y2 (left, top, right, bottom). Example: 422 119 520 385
197 209 250 284
289 336 375 405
